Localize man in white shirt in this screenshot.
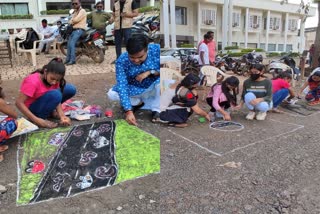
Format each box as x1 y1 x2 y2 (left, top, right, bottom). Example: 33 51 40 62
198 33 210 66
38 21 62 54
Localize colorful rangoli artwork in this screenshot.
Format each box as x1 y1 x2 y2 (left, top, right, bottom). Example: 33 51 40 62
17 120 160 205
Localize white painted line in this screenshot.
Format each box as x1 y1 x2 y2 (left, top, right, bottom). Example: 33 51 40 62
168 129 222 157
224 119 304 155
67 186 72 197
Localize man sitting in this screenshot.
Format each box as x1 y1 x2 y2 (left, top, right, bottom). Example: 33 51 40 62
38 21 62 54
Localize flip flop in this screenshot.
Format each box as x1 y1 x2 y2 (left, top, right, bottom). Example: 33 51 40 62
0 154 3 162
271 108 284 113
308 100 320 106
168 123 189 128
0 145 8 153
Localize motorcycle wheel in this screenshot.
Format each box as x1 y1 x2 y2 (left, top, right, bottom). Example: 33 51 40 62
91 47 104 63
59 42 68 56
59 42 81 58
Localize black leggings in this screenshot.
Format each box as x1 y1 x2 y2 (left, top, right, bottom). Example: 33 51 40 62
206 97 230 112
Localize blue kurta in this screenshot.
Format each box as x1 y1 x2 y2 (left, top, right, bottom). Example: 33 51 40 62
113 43 160 111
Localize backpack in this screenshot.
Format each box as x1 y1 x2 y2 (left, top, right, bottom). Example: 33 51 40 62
23 30 40 49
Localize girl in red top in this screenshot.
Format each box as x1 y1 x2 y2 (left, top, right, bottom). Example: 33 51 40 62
298 70 320 105
272 72 295 113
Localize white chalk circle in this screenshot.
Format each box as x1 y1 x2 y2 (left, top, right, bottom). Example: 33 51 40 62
209 121 244 132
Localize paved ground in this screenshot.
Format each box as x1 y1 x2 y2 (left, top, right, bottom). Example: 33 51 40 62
1 46 320 213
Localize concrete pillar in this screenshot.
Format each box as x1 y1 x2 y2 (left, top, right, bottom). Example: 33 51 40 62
228 0 233 46
197 2 201 46
266 10 270 52
104 0 111 12
222 0 229 49
245 8 249 48
299 18 305 53
162 0 170 48
170 0 177 48
284 13 288 52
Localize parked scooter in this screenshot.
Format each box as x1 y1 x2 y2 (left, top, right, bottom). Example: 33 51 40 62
59 20 105 63
268 55 301 80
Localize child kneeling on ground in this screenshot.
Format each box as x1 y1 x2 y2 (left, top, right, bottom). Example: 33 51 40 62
271 72 295 113
160 73 210 127
206 76 239 121
236 64 272 121
298 70 320 105
16 58 76 128
0 87 18 162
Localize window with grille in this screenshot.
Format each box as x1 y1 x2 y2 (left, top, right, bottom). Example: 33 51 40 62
232 12 240 27
249 15 261 29
270 17 281 30
288 19 298 31
0 3 29 15
176 6 187 25
201 9 216 26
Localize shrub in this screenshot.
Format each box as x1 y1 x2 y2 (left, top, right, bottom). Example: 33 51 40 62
228 52 245 57
138 6 160 13
224 46 239 50
288 52 300 57
179 44 194 48
0 14 33 19
241 48 265 53
267 52 281 57
40 9 69 15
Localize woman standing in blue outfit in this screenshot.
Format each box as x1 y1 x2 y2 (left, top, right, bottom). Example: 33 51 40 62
107 35 160 126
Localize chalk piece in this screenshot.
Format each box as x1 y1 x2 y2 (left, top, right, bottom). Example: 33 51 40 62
198 117 206 123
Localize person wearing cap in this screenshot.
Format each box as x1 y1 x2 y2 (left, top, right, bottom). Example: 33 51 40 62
107 34 160 126
160 73 210 127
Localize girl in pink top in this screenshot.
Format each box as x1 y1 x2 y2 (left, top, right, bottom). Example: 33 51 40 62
16 58 76 128
206 76 239 121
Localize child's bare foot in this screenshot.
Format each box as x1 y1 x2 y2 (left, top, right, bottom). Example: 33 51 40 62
272 108 284 113
168 123 188 128
0 145 8 153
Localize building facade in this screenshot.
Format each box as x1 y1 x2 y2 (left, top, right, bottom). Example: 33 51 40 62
161 0 317 53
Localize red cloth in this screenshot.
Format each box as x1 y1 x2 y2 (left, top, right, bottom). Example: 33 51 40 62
272 78 290 94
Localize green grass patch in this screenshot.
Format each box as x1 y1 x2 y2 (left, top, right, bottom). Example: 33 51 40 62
114 120 160 183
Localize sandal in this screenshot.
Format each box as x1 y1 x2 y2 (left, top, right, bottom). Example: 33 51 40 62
151 111 161 123
271 108 284 113
168 123 189 128
0 154 3 162
0 145 8 153
308 99 320 106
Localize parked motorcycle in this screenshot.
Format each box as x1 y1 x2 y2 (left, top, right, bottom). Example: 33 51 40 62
131 15 160 43
233 50 263 76
268 55 301 80
181 54 200 76
59 22 105 63
213 55 237 72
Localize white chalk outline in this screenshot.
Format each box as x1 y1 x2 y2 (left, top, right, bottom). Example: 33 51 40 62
168 129 222 157
167 119 304 157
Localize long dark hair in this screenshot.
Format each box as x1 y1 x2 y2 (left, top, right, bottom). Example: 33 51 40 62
272 72 292 80
221 76 239 105
32 57 66 91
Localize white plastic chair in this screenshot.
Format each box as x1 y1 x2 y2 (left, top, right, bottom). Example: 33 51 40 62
16 33 43 67
162 60 181 72
200 65 230 100
160 67 183 93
